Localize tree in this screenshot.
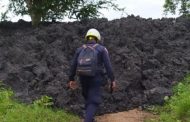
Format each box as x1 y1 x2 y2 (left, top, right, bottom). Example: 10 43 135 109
2 0 124 26
164 0 190 16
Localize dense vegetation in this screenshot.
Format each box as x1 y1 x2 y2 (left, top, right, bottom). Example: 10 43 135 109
0 0 123 26
146 74 190 122
164 0 190 16
0 82 80 122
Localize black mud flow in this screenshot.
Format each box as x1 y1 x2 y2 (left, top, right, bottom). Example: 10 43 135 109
0 16 190 115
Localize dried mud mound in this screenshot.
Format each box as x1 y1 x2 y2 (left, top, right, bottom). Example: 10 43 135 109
0 16 190 115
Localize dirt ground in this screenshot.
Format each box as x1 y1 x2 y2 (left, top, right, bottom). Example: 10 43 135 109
95 109 156 122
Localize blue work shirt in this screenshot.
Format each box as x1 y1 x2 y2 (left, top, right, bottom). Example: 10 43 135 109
69 41 115 82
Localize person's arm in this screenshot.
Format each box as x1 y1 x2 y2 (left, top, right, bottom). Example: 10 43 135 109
102 47 116 92
68 48 81 90
69 48 80 81
102 47 115 82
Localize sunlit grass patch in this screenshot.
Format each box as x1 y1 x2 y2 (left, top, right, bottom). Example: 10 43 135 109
0 82 80 122
145 74 190 122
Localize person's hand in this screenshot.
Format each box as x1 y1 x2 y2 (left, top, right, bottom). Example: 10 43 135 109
68 81 78 90
110 81 116 93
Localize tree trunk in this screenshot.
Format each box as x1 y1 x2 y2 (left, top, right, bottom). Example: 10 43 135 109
31 12 41 27
26 0 42 27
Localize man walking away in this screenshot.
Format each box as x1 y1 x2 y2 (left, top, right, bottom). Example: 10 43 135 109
68 28 116 122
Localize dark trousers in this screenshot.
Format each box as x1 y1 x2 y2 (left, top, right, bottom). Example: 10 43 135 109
80 75 102 122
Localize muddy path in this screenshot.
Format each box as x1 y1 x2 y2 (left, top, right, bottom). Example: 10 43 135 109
95 109 156 122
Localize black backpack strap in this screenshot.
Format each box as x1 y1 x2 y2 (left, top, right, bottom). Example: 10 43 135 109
82 44 99 50
92 44 99 48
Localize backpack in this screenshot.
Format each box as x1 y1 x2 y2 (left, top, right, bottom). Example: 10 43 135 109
76 44 99 76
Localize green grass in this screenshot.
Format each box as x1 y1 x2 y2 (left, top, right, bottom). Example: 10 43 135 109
145 74 190 122
0 84 80 122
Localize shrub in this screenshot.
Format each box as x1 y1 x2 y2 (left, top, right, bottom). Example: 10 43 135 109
0 82 80 122
146 74 190 122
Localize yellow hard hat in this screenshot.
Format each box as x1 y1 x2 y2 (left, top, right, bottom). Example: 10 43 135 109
85 28 101 41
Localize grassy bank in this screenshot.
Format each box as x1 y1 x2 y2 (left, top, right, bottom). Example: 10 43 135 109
0 84 80 122
146 75 190 122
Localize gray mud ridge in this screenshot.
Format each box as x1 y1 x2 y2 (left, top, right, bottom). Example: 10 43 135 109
0 16 190 115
